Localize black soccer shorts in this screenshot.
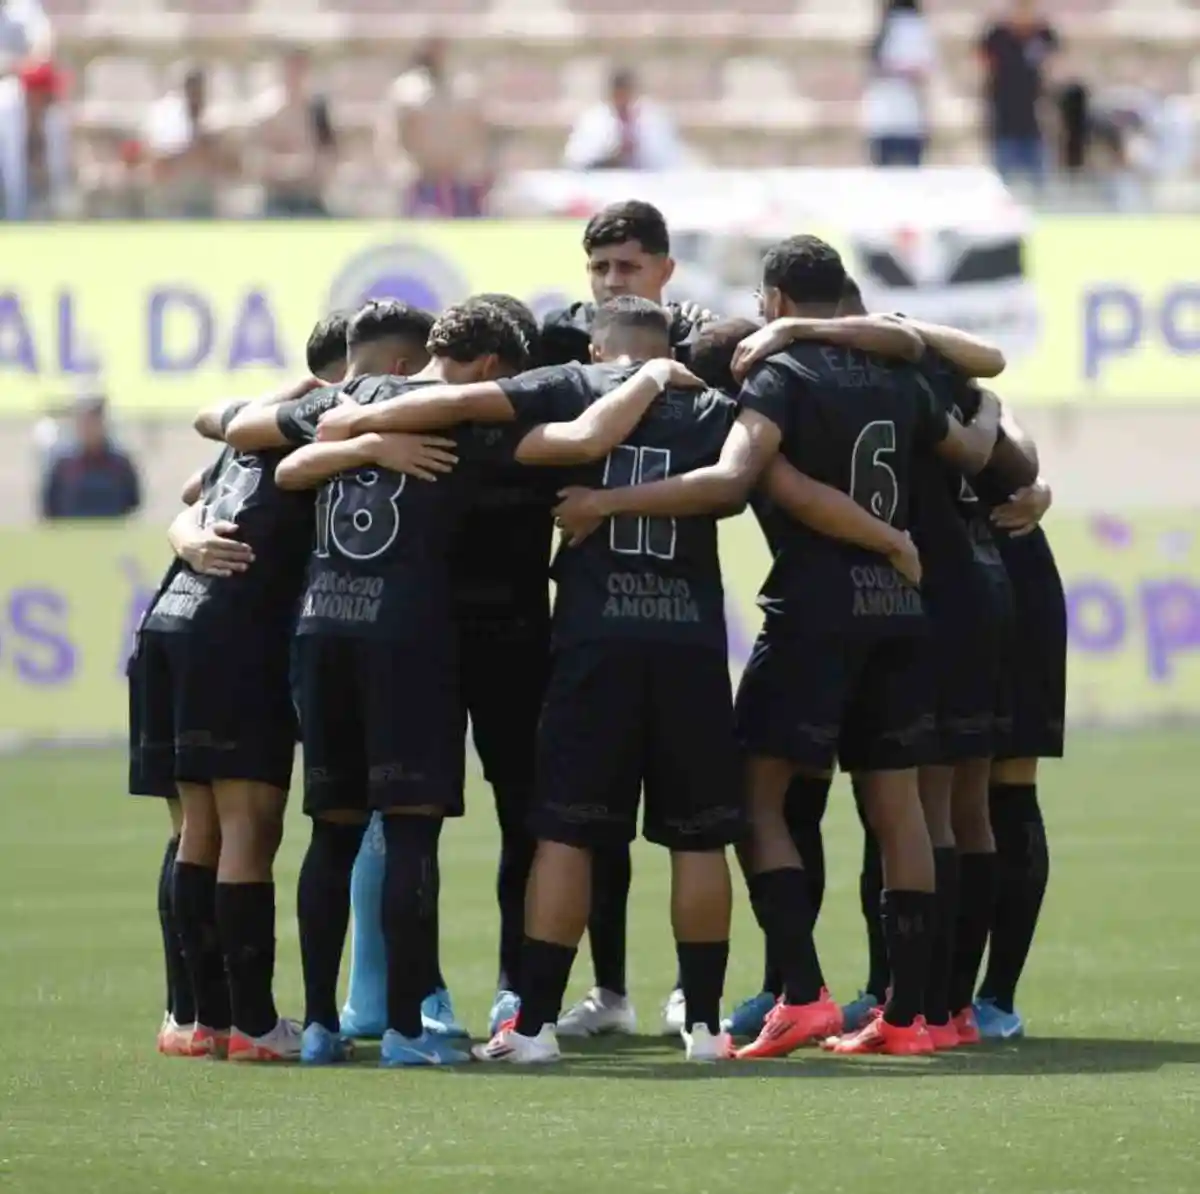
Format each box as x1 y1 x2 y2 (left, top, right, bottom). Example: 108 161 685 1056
129 628 297 795
297 634 464 818
994 529 1067 760
735 630 935 774
533 640 744 852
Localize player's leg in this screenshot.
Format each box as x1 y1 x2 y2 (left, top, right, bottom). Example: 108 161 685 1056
156 800 197 1054
733 635 843 1060
918 764 960 1049
477 645 644 1062
825 638 936 1057
839 780 887 1032
294 636 369 1064
584 844 635 1019
341 813 387 1038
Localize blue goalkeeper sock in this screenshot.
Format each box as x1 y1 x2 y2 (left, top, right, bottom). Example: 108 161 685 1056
340 813 387 1038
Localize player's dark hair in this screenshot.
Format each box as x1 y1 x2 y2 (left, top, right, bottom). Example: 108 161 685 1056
592 295 671 340
428 302 531 372
690 318 762 395
346 300 435 352
469 293 541 366
839 275 868 316
583 200 670 258
306 311 351 375
762 235 846 307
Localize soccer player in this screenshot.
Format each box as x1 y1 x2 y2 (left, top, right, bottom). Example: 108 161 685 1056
552 237 1001 1057
280 300 678 1066
130 314 350 1058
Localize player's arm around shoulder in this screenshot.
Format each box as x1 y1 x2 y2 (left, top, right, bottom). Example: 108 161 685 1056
275 432 459 490
731 316 922 381
223 377 327 451
931 384 1001 475
897 317 1006 379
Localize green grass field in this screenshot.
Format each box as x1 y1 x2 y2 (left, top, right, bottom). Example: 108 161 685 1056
1 733 1198 1194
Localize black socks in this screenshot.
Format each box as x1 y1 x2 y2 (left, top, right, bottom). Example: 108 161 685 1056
157 836 194 1024
589 844 631 996
925 849 960 1027
381 815 442 1039
950 851 999 1015
881 889 935 1028
172 861 230 1031
495 784 536 992
216 882 278 1039
860 828 890 1001
516 939 577 1036
297 819 366 1032
676 941 729 1035
747 868 825 1006
979 783 1050 1012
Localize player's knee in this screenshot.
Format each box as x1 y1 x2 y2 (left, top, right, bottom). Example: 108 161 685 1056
670 849 731 922
177 784 220 864
991 756 1038 785
166 797 184 836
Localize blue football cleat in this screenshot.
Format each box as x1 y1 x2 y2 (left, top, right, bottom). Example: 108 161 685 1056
421 988 469 1038
489 990 521 1036
974 998 1025 1039
339 1003 386 1040
380 1029 469 1067
300 1023 354 1066
841 991 881 1033
721 990 776 1038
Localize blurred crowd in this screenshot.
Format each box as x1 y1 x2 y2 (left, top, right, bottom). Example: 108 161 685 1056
0 0 1196 220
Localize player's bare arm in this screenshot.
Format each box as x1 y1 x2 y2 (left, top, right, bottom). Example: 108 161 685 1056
167 502 255 579
935 388 1001 474
275 433 457 491
992 478 1053 537
731 316 923 380
898 318 1006 379
987 405 1040 489
553 409 781 544
320 382 516 440
223 377 328 450
513 360 703 467
180 468 206 505
760 456 922 586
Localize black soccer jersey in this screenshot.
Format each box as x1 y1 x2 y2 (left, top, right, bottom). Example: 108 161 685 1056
142 442 314 637
275 382 350 447
740 344 948 633
498 361 735 652
540 301 698 368
295 376 521 640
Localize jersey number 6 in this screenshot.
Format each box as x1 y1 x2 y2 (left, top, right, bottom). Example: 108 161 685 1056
849 420 899 525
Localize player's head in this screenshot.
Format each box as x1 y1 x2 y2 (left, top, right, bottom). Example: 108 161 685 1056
590 295 672 364
689 317 762 395
427 302 531 382
838 275 868 317
306 311 351 383
583 200 675 305
469 293 541 367
346 300 434 377
759 235 846 320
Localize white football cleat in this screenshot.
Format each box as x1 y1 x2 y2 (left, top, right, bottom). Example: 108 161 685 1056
227 1017 304 1062
660 988 687 1036
682 1023 733 1062
556 988 637 1038
472 1024 562 1065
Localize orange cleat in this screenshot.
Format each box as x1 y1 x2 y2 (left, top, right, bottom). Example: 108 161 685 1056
735 991 844 1060
925 1020 961 1051
188 1024 231 1059
228 1018 303 1063
952 1007 981 1046
157 1014 197 1057
825 1015 934 1056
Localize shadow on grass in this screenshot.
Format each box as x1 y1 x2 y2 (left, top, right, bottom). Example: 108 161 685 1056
425 1035 1200 1081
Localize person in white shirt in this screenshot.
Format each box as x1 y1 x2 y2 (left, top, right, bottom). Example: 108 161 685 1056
564 67 687 172
142 64 225 217
0 0 53 218
862 0 936 168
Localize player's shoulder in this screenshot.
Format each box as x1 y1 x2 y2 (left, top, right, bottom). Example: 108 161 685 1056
541 301 595 333
349 373 420 405
582 360 640 395
539 303 595 365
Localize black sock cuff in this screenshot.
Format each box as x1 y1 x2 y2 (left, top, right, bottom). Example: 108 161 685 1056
989 782 1040 820
785 774 833 818
310 818 368 865
881 888 935 917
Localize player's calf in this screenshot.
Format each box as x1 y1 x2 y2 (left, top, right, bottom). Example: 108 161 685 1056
950 759 998 1031
918 765 960 1043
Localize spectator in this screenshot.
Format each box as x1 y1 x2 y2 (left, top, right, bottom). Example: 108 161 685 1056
19 58 70 216
40 397 141 521
0 0 52 219
245 48 335 218
564 66 686 172
863 0 936 168
381 39 491 218
143 64 228 218
979 0 1060 189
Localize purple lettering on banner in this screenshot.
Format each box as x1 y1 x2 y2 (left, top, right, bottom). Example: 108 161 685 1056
1140 578 1200 682
1066 579 1125 653
1161 287 1200 355
227 290 287 370
724 595 753 671
9 588 74 684
0 291 38 372
58 292 101 374
1083 286 1139 382
148 288 213 372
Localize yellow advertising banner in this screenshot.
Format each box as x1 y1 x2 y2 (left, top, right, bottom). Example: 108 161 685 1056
1 512 1198 738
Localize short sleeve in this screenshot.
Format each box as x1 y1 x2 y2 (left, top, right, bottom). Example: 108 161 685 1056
497 364 589 431
275 388 342 446
912 373 950 447
736 361 794 439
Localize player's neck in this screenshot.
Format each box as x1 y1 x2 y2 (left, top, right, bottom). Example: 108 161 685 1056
781 301 838 319
410 360 453 383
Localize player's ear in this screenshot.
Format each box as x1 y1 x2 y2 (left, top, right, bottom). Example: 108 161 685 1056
660 255 676 288
589 342 600 364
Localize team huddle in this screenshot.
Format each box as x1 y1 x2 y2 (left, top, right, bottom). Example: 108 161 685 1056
128 201 1064 1066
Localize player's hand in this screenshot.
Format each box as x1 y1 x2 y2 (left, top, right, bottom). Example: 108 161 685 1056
731 321 796 382
367 433 458 482
553 487 607 546
677 300 716 326
315 399 359 441
643 358 706 391
991 481 1052 536
886 530 922 588
178 520 255 577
